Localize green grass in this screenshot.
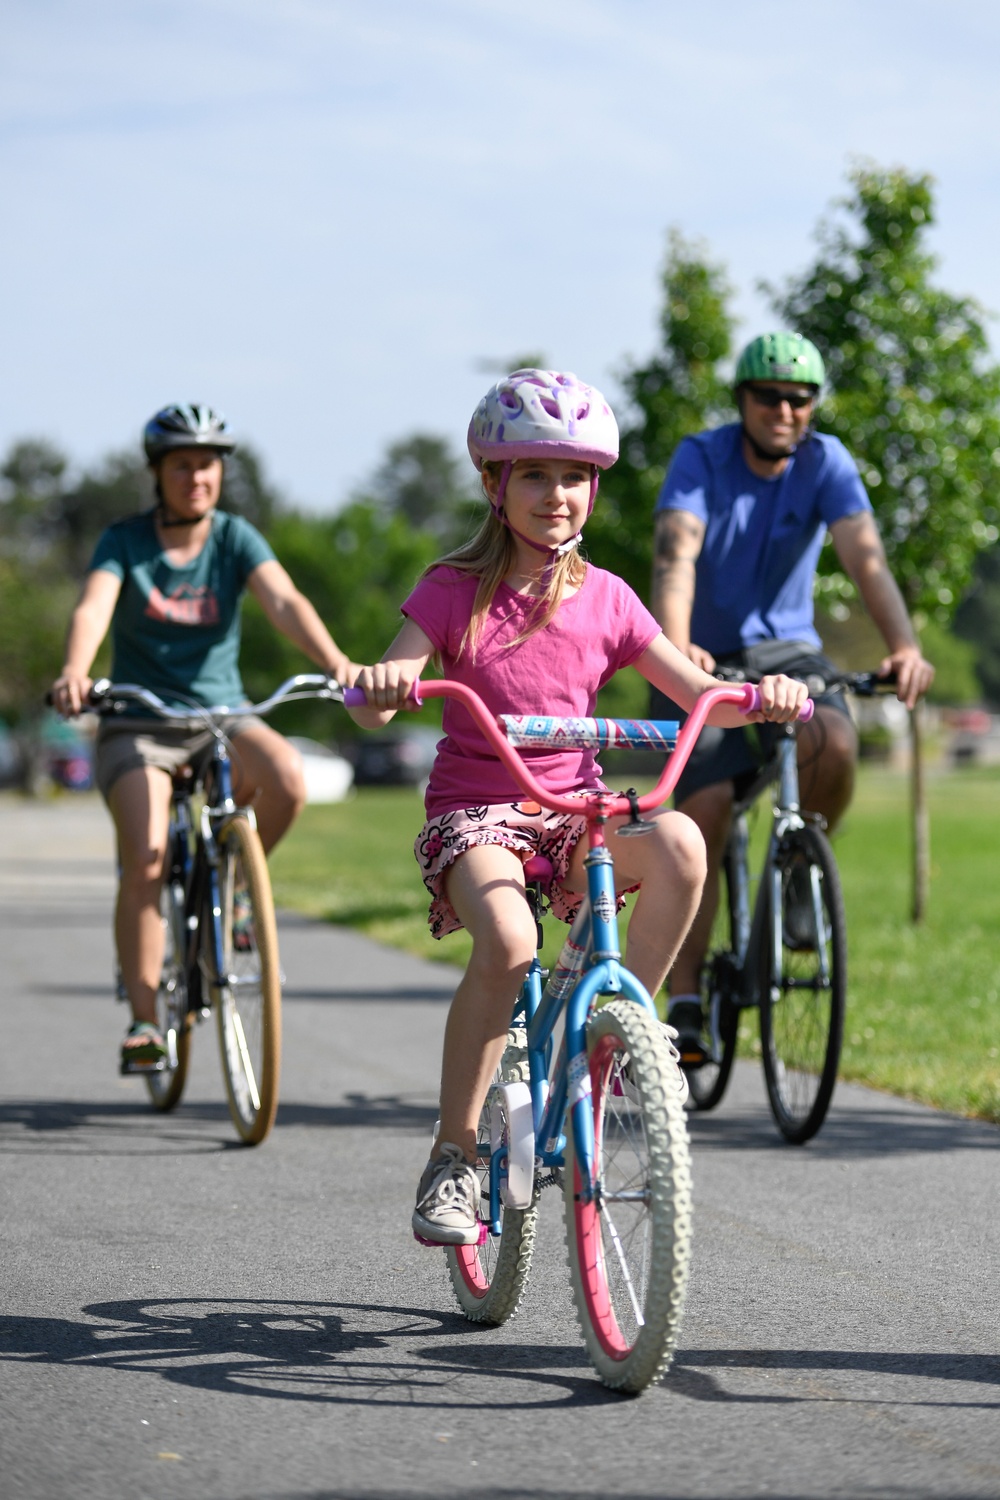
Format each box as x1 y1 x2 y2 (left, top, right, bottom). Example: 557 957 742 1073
269 767 1000 1122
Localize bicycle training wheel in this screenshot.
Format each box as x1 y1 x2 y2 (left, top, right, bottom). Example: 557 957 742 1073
685 850 740 1112
446 1026 539 1325
564 1000 693 1392
213 816 281 1145
759 825 846 1144
145 878 192 1112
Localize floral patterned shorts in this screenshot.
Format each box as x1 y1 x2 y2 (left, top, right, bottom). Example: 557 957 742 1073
415 797 629 940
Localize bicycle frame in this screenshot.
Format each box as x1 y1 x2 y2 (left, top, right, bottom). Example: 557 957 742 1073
348 676 771 1227
724 728 831 1010
486 833 659 1226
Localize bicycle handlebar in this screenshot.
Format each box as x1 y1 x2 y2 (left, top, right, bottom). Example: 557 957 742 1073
712 664 897 698
84 673 345 723
344 679 812 819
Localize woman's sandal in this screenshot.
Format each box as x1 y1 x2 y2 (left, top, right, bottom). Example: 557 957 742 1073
120 1020 168 1076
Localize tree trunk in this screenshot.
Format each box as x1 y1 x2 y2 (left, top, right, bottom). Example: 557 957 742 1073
910 703 929 923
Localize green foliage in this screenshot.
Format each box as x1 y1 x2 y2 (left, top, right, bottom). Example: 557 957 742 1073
954 546 1000 706
0 556 76 718
587 230 736 598
917 617 980 705
769 162 1000 621
241 499 441 735
362 433 478 547
221 445 283 531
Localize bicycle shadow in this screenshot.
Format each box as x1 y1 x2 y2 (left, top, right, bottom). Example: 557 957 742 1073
670 1346 1000 1408
2 1298 995 1415
0 1093 439 1150
0 1097 239 1154
0 1297 611 1410
686 1101 1000 1157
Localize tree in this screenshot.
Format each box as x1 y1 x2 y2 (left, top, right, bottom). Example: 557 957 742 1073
364 433 478 547
770 161 1000 919
241 499 441 738
587 230 736 601
954 547 1000 706
769 161 1000 623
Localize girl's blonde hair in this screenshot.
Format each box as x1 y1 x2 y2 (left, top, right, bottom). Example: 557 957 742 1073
422 460 587 659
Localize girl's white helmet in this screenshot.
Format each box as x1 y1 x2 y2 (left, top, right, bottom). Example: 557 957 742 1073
467 369 619 471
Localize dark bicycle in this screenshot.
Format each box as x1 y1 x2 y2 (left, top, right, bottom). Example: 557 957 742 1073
89 673 342 1145
687 667 895 1144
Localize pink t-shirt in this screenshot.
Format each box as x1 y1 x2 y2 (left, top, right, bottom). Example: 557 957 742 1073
402 563 661 817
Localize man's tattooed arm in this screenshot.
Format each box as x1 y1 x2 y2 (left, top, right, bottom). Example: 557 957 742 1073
651 510 705 634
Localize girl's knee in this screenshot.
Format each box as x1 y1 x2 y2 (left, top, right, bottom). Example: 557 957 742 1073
467 908 537 978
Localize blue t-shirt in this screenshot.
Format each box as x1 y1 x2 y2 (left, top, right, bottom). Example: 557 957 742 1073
89 509 275 709
654 423 871 655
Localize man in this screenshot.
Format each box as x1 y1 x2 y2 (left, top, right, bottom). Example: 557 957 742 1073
649 332 934 1062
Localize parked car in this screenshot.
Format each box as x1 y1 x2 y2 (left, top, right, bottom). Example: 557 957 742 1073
285 737 354 803
349 726 440 787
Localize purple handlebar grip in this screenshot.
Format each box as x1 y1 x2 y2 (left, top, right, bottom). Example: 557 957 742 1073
741 683 814 722
341 684 424 709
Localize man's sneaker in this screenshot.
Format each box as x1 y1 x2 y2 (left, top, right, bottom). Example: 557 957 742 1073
412 1143 481 1246
783 864 818 952
667 998 709 1068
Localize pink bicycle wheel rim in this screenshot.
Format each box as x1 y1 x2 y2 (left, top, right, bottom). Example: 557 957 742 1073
572 1032 632 1360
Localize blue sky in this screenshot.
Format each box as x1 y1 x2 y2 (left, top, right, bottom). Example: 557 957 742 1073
3 0 998 509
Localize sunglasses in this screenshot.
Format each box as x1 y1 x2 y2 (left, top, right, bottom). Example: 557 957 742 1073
745 384 815 411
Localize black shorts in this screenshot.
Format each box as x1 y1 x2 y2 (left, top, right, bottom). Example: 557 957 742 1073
650 641 852 807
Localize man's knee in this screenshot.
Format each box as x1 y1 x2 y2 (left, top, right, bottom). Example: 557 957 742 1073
676 779 734 856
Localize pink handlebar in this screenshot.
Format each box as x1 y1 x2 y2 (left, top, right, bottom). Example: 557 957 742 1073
741 683 814 723
344 679 812 818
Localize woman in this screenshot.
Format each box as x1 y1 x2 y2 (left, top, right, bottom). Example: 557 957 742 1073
51 403 356 1071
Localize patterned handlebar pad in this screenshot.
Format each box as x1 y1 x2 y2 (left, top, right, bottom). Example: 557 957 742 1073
500 715 678 751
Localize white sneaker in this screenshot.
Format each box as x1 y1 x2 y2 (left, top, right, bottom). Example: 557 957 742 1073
412 1143 481 1246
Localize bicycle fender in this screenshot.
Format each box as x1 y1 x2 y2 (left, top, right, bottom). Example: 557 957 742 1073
490 1082 535 1209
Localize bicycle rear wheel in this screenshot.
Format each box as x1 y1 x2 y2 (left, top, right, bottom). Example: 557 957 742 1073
564 1001 692 1392
145 878 192 1112
759 825 845 1144
212 816 281 1145
685 850 740 1112
447 1027 538 1324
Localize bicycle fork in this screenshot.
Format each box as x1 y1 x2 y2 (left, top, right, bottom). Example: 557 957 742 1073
488 841 660 1221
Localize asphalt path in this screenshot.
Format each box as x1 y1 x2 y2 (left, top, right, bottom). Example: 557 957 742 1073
1 793 998 1500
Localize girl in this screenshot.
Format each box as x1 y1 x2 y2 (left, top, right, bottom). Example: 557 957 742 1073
350 369 807 1246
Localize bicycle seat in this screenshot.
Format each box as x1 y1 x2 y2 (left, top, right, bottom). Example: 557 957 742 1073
523 855 554 890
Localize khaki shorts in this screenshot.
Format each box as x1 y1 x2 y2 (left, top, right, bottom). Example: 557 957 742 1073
95 715 262 802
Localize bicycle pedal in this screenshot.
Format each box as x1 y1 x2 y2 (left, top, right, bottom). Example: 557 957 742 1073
119 1057 170 1077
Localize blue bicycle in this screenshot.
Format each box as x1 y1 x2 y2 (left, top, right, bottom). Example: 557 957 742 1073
347 677 771 1391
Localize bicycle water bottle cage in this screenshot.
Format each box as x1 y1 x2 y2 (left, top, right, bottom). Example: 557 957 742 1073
616 787 656 837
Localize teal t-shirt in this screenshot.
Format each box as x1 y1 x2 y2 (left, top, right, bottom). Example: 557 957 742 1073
89 509 275 709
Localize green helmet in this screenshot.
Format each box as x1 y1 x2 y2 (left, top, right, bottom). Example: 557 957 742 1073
735 333 825 389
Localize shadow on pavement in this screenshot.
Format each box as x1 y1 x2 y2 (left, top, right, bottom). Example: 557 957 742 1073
0 1297 613 1411
687 1104 999 1157
670 1347 1000 1408
1 1297 997 1417
0 1093 438 1147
